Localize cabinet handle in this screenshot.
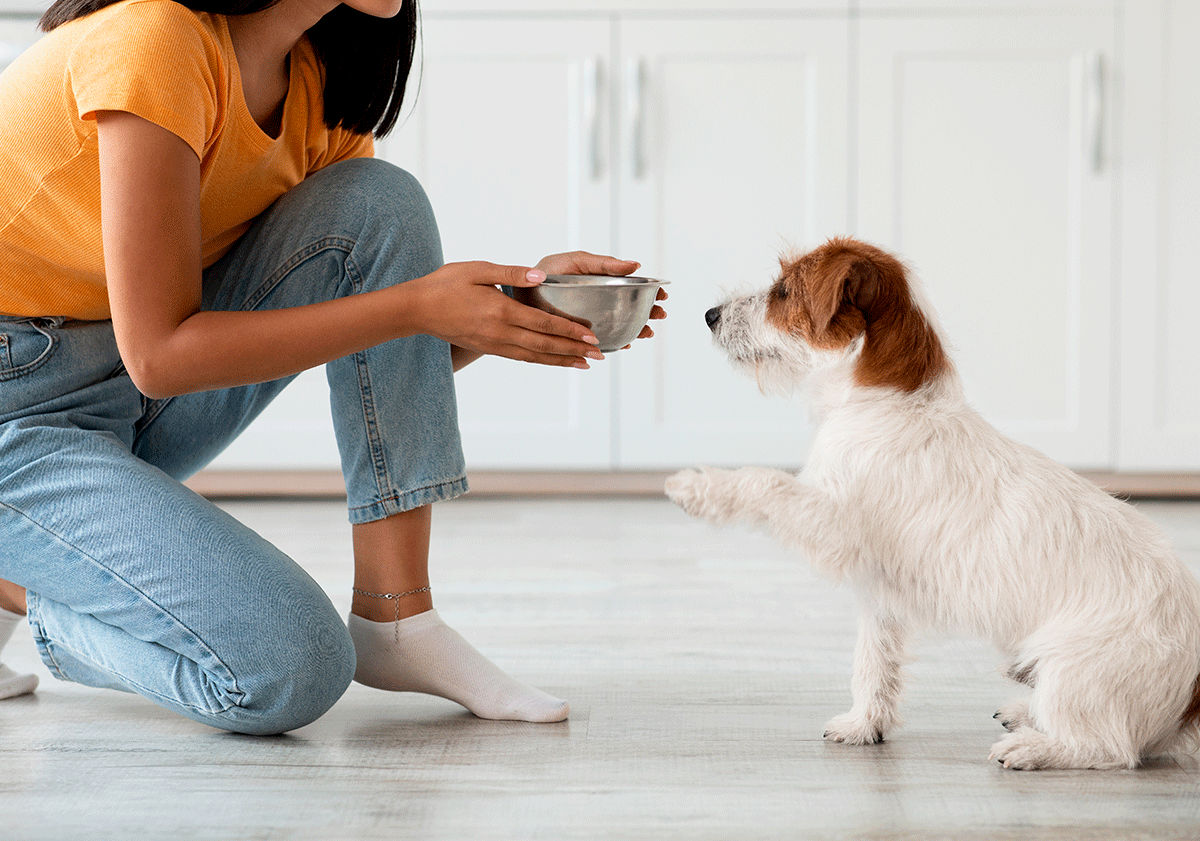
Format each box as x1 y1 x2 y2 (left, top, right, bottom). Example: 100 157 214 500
626 57 647 179
1084 51 1105 174
583 57 605 180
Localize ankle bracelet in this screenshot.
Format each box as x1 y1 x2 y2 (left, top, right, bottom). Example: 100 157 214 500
352 586 431 601
352 586 432 631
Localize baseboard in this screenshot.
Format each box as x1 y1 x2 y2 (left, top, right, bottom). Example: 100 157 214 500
183 468 1200 500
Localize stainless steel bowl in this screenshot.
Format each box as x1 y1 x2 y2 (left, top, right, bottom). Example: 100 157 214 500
514 274 668 353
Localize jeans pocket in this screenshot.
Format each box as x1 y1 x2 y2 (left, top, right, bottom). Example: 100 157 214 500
0 318 61 382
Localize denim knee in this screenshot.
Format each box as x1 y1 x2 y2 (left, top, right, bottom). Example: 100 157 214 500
304 158 443 296
229 613 356 736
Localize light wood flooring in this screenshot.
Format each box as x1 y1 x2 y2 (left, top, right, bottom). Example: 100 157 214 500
3 497 1200 840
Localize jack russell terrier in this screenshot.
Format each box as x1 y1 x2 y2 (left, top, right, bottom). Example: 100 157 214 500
665 236 1200 770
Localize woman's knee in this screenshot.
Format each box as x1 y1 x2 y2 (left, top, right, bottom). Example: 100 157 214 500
305 158 443 295
315 159 437 239
222 611 357 736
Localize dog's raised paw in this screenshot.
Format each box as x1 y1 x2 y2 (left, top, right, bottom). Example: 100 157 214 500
822 713 884 746
664 468 710 517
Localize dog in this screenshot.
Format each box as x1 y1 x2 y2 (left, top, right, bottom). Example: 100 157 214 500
665 236 1200 770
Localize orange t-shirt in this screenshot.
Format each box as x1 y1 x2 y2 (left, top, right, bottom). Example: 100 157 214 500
0 0 374 320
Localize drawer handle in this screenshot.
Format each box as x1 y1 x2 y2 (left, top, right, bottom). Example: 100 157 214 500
626 57 648 179
1085 51 1105 174
583 57 605 180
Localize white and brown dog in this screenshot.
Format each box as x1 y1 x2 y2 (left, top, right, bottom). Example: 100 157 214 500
665 236 1200 770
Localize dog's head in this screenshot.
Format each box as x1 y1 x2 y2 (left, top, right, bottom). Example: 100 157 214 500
706 237 950 395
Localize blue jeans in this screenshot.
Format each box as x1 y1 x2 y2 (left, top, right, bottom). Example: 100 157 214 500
0 158 468 734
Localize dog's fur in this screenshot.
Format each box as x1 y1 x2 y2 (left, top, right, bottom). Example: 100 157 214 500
665 236 1200 770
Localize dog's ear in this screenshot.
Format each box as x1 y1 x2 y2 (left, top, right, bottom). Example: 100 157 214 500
806 249 879 335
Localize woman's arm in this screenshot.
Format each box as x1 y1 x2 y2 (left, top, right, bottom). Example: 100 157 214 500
97 111 602 398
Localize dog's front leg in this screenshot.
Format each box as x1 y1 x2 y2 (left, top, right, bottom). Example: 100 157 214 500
823 610 906 745
665 466 799 528
667 467 858 574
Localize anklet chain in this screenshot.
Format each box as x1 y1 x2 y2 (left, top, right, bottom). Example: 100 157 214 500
352 586 432 635
351 586 431 601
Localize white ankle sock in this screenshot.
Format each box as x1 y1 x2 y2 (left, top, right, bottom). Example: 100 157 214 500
348 609 568 723
0 606 38 700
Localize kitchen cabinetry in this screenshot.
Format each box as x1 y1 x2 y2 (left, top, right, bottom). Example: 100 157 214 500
613 17 848 467
222 13 851 471
4 1 1193 475
1117 0 1200 470
856 11 1116 467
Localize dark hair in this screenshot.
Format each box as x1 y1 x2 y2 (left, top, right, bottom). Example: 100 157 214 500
39 0 419 138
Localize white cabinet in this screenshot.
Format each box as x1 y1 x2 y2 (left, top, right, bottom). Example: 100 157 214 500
220 13 853 471
378 19 616 469
1117 0 1200 470
855 11 1116 468
176 5 1134 472
12 1 1198 475
219 19 620 470
614 18 849 467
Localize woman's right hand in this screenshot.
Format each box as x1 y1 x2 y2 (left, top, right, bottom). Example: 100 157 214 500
410 261 605 369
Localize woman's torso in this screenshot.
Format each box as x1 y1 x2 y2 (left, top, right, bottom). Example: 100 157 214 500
0 0 372 321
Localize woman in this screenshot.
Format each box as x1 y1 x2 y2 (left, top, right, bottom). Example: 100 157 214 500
0 0 663 731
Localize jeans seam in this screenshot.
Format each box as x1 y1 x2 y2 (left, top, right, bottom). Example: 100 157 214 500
136 237 356 434
41 636 236 714
0 321 58 381
25 595 67 681
343 251 396 504
0 499 245 706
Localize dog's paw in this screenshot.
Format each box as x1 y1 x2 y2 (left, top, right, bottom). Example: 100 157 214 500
992 700 1031 732
988 728 1055 771
823 712 884 746
664 468 705 516
665 468 718 520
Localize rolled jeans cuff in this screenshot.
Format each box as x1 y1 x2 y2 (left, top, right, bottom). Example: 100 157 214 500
346 475 470 524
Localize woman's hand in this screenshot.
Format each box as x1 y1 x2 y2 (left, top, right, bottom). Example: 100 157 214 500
412 261 605 369
534 251 668 348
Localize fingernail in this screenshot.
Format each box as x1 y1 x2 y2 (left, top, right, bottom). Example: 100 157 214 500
526 269 546 283
587 350 605 360
573 360 590 370
582 334 600 345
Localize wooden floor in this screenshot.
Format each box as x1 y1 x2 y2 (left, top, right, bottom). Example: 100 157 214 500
3 497 1200 840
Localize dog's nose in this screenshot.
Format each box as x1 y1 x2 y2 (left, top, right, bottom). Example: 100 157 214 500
705 306 722 330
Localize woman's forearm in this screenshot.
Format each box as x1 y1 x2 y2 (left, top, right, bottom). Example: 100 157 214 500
130 282 423 398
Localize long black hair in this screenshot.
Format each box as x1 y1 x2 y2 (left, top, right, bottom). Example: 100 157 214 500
39 0 419 138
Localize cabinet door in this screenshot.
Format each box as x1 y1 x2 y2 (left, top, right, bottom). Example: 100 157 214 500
214 18 616 470
615 18 850 468
1117 0 1200 470
379 18 615 470
857 12 1116 468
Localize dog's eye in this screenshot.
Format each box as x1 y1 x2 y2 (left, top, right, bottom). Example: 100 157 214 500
773 282 789 300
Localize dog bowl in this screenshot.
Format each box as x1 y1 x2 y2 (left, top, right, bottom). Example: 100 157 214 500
515 275 668 353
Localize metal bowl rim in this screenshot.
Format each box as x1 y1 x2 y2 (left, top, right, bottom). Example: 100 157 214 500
541 274 669 287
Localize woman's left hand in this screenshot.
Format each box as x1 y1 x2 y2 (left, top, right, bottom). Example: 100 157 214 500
534 251 668 346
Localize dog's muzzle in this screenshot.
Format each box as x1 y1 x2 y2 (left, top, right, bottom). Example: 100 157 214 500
705 306 722 331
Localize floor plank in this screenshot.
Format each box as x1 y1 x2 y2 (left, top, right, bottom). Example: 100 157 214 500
3 498 1200 839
